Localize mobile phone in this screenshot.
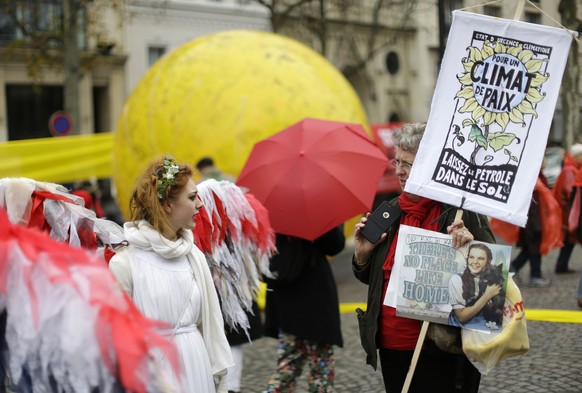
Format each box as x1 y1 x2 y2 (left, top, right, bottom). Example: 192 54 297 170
359 201 401 243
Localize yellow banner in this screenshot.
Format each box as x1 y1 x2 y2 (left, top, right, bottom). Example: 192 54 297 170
0 133 113 183
525 309 582 324
337 303 582 323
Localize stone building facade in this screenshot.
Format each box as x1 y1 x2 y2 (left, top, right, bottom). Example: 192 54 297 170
0 0 574 141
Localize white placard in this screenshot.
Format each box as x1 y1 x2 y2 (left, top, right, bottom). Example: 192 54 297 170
405 11 573 226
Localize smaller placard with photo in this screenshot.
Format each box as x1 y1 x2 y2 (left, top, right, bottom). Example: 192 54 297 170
384 225 511 333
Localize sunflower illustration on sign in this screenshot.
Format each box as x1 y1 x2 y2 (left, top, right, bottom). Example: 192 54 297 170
431 35 553 203
454 40 548 165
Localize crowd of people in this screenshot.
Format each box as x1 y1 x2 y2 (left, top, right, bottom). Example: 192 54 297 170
2 123 581 393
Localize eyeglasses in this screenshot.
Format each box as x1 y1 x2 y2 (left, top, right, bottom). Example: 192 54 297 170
391 159 413 171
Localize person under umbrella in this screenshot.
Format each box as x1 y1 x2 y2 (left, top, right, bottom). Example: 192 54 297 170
352 122 495 393
263 225 345 392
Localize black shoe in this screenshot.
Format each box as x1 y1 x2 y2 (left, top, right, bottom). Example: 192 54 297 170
555 268 576 274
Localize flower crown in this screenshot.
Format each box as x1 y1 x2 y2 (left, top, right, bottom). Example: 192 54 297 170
154 155 180 200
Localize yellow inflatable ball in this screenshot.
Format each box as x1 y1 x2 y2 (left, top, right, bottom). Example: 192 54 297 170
112 29 369 220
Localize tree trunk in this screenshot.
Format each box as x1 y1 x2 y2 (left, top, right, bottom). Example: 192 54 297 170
559 0 580 149
318 0 327 57
63 0 81 135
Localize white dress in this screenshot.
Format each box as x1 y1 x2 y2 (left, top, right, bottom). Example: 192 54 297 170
109 221 232 392
129 248 215 392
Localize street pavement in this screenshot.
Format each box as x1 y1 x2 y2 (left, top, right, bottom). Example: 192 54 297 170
239 239 582 392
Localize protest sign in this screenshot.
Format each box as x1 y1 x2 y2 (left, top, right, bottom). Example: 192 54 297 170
404 11 573 227
385 225 511 333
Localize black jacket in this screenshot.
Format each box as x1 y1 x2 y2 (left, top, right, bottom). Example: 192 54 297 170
352 199 495 370
225 300 263 346
264 226 345 346
517 189 542 253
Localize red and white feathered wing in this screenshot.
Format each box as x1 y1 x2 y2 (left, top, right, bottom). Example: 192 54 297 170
0 208 180 392
0 177 125 254
194 179 276 334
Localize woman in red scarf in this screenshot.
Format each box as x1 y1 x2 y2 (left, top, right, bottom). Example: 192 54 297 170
352 123 495 393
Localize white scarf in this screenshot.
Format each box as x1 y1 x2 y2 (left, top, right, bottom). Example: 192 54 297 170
124 221 233 385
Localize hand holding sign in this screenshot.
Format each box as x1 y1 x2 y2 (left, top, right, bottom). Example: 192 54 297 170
447 209 475 248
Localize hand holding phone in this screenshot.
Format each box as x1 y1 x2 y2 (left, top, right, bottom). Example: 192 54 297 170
359 201 401 244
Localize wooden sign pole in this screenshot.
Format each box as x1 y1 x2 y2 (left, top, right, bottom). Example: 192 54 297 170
401 320 429 393
513 0 526 20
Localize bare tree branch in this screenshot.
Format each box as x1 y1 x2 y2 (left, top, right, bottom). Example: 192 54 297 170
343 0 417 78
253 0 274 11
255 0 419 77
254 0 317 31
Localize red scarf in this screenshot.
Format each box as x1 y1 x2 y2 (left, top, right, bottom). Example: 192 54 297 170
383 193 442 270
379 193 442 350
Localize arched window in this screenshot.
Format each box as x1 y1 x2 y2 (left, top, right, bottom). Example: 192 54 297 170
385 52 400 75
388 113 401 123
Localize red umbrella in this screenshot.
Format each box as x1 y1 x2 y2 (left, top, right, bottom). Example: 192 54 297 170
236 118 390 241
